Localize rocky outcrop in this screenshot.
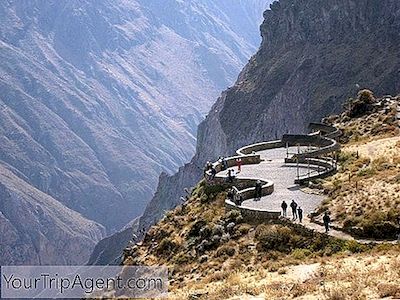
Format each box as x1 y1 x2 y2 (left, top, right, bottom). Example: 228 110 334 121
87 221 137 266
137 0 400 237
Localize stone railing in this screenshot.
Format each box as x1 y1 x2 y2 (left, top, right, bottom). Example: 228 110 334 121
292 158 336 184
282 134 340 160
308 122 342 139
236 140 283 156
211 154 261 174
282 127 340 184
225 200 281 222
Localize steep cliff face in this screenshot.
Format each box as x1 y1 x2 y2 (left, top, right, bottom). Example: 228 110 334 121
0 165 105 265
138 0 400 235
0 0 268 263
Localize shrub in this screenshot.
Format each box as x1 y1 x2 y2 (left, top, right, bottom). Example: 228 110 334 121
236 224 252 236
157 238 179 255
204 184 225 197
360 216 398 239
346 89 375 118
277 267 288 274
291 248 312 260
174 252 191 264
216 243 236 258
357 89 375 104
255 225 294 253
344 240 366 253
356 167 375 177
224 210 242 223
188 220 207 237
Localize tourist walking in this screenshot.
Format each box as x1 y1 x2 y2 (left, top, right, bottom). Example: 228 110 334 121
323 212 331 233
236 158 242 173
254 180 262 200
290 200 298 220
281 201 288 217
227 169 235 183
297 207 303 223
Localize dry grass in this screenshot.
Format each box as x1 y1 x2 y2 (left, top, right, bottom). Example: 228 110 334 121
317 135 400 238
121 98 400 299
167 251 400 300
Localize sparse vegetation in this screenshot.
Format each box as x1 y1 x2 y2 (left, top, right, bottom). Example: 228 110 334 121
316 93 400 239
120 92 400 299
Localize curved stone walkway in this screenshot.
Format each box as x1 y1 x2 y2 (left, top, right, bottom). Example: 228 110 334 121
218 146 398 244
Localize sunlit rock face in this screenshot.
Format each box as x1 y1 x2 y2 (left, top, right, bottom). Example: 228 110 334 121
0 0 268 264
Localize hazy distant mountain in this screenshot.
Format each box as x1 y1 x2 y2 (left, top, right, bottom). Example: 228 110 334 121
0 0 268 264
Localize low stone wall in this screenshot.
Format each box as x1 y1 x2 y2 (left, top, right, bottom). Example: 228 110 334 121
308 123 342 139
295 159 336 184
214 176 274 197
226 200 281 222
285 157 336 184
236 140 283 155
212 154 261 173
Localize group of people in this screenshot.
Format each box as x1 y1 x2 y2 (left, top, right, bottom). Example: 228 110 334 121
227 187 244 206
204 161 217 181
281 200 331 232
204 157 243 183
281 200 303 222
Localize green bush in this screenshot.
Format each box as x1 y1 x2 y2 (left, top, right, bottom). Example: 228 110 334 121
361 220 398 239
255 225 294 253
291 248 312 260
357 167 375 177
174 252 191 264
344 240 367 253
204 184 225 196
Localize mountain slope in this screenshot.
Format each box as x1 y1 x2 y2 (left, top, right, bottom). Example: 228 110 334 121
0 0 267 229
0 0 268 264
0 164 105 265
137 0 400 237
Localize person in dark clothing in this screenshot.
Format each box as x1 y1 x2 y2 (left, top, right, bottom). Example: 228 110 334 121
297 207 303 223
204 161 212 175
237 195 244 206
223 158 228 170
254 180 262 200
227 188 234 201
210 167 217 180
323 212 331 233
227 169 235 183
290 200 298 220
281 201 288 217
